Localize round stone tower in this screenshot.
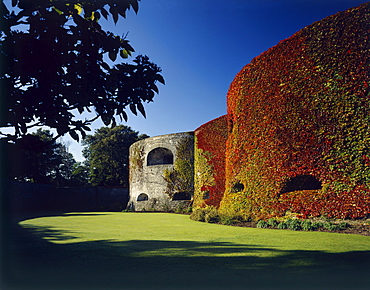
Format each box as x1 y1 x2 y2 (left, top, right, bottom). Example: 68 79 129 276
220 3 370 220
128 132 194 211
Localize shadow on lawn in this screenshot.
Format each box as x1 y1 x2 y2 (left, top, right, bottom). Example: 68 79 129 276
10 211 112 223
2 223 370 290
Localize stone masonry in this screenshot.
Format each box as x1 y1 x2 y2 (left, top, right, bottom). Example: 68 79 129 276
128 132 194 211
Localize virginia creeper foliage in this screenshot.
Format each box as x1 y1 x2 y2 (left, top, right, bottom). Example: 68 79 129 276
194 116 228 208
193 3 370 220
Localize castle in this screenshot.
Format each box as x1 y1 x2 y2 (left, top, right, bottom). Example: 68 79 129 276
129 3 370 220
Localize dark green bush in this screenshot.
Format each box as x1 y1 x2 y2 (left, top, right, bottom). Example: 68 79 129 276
219 214 238 225
190 208 207 222
256 220 269 228
205 207 220 223
338 222 349 230
323 222 332 230
277 222 288 229
190 206 219 223
287 219 301 231
323 222 343 231
284 219 292 227
174 204 192 214
312 221 323 230
325 223 341 231
267 218 279 228
301 220 313 231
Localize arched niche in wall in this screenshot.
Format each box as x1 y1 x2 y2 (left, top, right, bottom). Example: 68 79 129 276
280 175 322 194
137 193 149 201
231 182 244 193
147 147 174 166
172 192 192 201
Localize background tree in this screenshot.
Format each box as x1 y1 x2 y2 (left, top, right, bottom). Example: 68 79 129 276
6 128 77 185
82 125 147 186
70 161 90 186
0 0 164 144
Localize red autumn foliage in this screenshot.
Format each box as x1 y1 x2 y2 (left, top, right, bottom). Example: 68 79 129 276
218 3 370 220
194 115 228 208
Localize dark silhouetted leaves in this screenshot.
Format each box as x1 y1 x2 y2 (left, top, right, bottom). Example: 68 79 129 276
69 130 79 142
137 102 146 118
0 0 164 145
129 104 137 115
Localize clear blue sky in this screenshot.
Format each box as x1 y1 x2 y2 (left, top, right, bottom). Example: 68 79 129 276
63 0 367 161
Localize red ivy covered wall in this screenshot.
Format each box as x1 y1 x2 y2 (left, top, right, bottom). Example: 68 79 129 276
218 3 370 220
193 115 228 208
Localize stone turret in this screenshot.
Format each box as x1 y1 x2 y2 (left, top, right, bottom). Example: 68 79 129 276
128 132 194 211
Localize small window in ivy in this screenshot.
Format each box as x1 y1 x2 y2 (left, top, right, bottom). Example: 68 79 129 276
172 192 192 201
203 191 210 199
280 175 322 194
231 182 244 193
137 193 149 201
228 117 234 133
147 147 174 166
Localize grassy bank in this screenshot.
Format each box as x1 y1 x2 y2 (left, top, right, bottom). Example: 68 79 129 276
3 212 370 290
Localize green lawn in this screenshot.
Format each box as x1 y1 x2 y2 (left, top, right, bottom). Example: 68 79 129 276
3 212 370 290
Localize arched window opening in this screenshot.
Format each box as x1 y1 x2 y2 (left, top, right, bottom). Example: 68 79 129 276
137 193 149 201
231 182 244 193
280 175 322 194
172 192 192 201
147 147 174 166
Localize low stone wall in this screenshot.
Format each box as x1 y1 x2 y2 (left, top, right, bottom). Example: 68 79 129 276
3 181 129 218
128 198 191 212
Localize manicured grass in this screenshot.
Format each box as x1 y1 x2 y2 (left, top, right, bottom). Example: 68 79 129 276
4 212 370 290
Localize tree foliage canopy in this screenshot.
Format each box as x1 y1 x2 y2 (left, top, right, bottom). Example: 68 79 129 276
0 0 164 142
6 128 77 185
82 125 147 186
